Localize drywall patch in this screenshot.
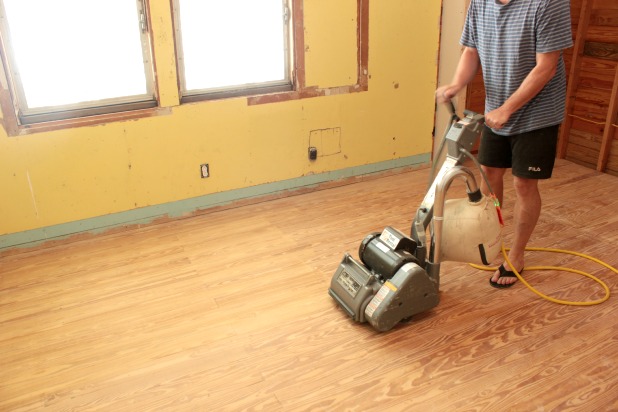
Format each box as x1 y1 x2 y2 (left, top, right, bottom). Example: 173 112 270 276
309 127 342 157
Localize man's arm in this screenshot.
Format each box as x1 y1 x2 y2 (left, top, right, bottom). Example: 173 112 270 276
436 47 480 103
486 50 561 129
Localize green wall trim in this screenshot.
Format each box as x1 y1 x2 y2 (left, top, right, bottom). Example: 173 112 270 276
0 153 430 251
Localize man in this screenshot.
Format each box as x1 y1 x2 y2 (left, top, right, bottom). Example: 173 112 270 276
437 0 572 288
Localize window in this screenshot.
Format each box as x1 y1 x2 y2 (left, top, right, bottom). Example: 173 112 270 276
173 0 293 102
0 0 369 134
0 0 156 125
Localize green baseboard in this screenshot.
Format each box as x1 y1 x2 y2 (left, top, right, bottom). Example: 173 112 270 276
0 153 430 251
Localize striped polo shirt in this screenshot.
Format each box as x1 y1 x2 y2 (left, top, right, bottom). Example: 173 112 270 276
461 0 573 135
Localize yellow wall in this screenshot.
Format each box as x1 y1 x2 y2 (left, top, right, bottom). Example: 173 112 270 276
0 0 441 244
435 0 471 155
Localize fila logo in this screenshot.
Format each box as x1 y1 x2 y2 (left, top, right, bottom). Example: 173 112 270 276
528 167 542 172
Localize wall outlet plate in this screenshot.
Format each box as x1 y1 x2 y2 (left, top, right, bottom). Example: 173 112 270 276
200 163 210 178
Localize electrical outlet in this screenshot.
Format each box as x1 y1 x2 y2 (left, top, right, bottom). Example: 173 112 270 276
200 163 210 178
308 146 317 160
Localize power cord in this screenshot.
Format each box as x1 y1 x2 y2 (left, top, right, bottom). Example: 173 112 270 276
469 244 615 306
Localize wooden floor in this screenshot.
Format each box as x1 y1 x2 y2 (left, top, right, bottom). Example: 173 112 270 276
1 159 617 411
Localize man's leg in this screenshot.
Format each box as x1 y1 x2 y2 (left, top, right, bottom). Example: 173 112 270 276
480 165 506 207
490 176 541 286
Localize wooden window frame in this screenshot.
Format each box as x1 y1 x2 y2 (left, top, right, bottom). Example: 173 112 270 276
247 0 369 106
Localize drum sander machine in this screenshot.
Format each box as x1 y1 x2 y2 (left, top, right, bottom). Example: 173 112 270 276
328 107 503 332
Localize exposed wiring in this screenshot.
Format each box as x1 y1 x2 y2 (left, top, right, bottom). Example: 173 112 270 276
469 244 614 306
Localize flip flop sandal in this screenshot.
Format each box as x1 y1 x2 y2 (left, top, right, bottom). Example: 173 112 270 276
489 264 523 289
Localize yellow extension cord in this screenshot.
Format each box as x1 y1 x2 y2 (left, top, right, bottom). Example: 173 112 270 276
469 244 617 306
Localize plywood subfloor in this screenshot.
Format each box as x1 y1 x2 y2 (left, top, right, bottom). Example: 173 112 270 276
1 159 617 411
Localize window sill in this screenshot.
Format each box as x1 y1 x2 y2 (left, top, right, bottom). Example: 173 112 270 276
2 106 173 137
247 83 369 106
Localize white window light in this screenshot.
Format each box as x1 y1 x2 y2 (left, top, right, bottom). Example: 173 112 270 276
174 0 292 99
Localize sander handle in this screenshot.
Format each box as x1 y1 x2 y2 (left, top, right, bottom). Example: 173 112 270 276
447 100 460 122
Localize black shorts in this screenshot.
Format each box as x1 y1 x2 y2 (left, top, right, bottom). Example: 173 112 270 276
477 124 560 179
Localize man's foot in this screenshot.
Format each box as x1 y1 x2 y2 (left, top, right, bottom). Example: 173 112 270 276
489 264 523 289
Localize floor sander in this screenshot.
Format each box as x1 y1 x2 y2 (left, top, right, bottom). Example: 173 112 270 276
328 106 504 332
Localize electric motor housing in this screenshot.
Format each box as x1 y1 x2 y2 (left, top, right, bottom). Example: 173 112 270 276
358 227 419 280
